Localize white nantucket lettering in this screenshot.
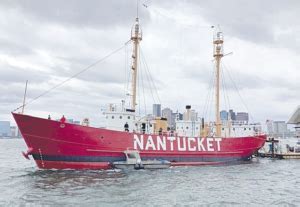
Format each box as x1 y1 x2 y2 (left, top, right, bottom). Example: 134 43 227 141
133 135 222 152
145 136 156 150
157 136 166 150
178 137 187 151
207 138 214 151
134 134 144 150
214 138 222 151
187 137 196 151
167 136 176 151
197 138 206 151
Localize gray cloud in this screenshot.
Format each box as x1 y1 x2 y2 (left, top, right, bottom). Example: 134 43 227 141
1 0 150 28
0 0 299 124
0 65 49 84
0 38 34 56
155 0 300 52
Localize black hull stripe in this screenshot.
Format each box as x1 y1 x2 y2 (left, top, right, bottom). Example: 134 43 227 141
32 154 251 163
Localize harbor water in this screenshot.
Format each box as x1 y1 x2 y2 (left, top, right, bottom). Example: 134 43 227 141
1 139 299 206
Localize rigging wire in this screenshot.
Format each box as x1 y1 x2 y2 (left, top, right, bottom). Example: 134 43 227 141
141 55 156 105
13 41 130 112
221 62 255 122
140 48 161 105
221 64 231 113
202 61 216 122
138 46 147 115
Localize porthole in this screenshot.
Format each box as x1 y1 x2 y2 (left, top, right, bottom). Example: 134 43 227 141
128 116 131 119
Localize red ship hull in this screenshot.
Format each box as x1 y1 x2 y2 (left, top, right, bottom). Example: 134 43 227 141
13 113 266 169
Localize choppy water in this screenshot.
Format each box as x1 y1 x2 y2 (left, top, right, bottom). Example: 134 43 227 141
1 139 299 206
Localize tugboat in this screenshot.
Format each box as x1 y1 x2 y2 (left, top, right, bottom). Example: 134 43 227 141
113 150 171 170
13 9 266 170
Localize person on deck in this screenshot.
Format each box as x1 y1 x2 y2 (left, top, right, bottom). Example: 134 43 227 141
60 115 66 123
158 127 163 135
124 122 129 132
48 115 51 120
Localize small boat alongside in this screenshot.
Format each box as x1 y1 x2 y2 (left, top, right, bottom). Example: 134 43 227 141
113 150 171 170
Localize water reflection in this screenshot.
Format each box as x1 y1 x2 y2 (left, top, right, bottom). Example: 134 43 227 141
27 169 127 190
1 140 300 206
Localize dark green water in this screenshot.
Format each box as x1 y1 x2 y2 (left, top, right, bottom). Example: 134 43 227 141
1 139 299 206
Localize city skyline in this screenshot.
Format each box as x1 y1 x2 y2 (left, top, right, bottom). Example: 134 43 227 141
0 0 299 126
1 105 297 137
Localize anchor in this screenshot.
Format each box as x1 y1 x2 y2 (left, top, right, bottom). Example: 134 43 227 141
22 147 33 160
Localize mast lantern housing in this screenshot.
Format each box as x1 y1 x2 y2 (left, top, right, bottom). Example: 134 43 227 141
131 18 142 41
213 31 224 57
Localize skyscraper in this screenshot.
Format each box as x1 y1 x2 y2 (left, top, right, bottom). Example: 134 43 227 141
162 107 176 129
220 110 228 120
236 112 249 122
229 109 236 120
0 121 11 137
153 104 161 117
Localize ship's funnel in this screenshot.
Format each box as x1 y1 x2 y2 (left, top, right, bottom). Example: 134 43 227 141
185 105 191 121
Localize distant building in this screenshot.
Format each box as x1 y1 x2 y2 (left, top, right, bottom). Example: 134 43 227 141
0 121 10 137
229 109 236 120
10 126 17 137
162 108 172 126
266 120 274 135
266 120 293 138
57 118 80 125
152 104 161 117
236 112 249 122
162 108 177 129
183 105 198 121
288 106 300 138
176 105 201 137
176 112 183 121
220 110 228 121
67 119 74 123
273 121 287 135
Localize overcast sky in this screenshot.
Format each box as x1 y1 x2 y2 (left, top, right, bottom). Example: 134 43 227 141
0 0 299 126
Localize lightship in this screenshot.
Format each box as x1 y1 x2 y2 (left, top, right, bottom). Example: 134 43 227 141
13 16 266 169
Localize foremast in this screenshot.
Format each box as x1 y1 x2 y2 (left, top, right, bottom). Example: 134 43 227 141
130 18 142 111
213 31 224 137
